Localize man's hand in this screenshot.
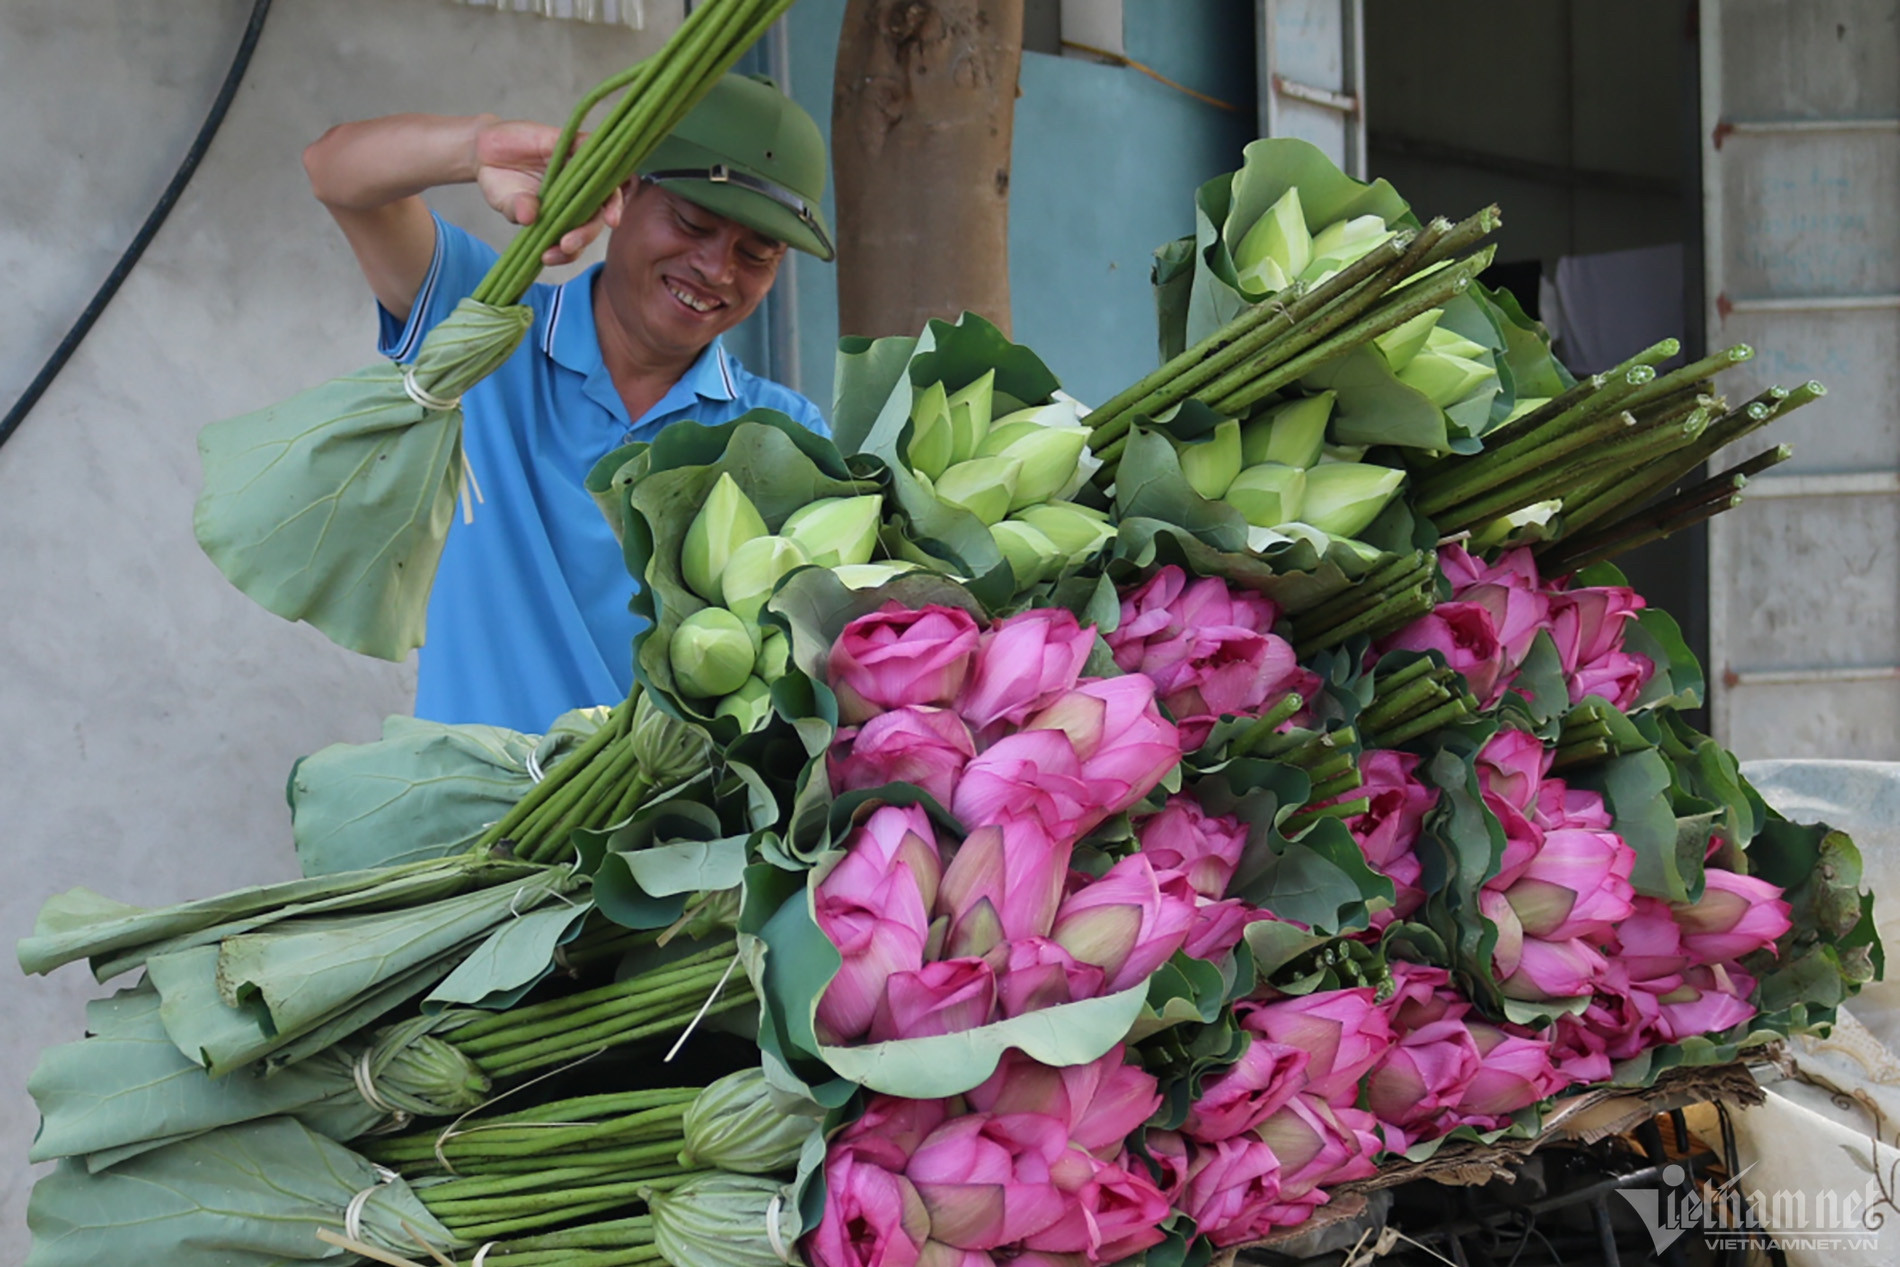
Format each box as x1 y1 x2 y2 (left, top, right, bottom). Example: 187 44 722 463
473 119 621 268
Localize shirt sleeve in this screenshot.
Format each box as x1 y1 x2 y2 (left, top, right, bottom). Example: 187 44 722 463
376 213 503 364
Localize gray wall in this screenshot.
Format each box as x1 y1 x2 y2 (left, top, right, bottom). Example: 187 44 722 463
0 1 665 1251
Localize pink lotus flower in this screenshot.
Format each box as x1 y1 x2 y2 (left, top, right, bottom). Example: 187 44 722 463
1442 545 1551 667
870 957 999 1042
1176 1135 1285 1247
1532 779 1613 832
1019 1157 1170 1261
1487 798 1546 892
1548 1012 1615 1088
994 937 1106 1016
1241 987 1395 1107
1181 1033 1311 1142
905 1113 1083 1250
1337 750 1436 925
1181 897 1260 961
831 604 983 724
1383 962 1467 1031
1377 601 1506 707
966 1047 1161 1159
936 822 1071 957
1138 1131 1191 1204
1050 853 1198 992
1135 797 1249 899
1476 728 1550 817
815 807 942 1044
1106 566 1315 750
1546 586 1653 708
1610 898 1693 985
840 1094 954 1161
1653 962 1759 1041
1365 1015 1483 1149
1455 1022 1567 1122
914 1246 994 1267
1482 888 1525 981
832 707 977 808
1499 827 1636 942
806 1141 933 1267
956 608 1095 736
952 729 1094 842
1026 676 1182 821
1673 870 1792 963
1499 934 1608 1001
1254 1093 1383 1199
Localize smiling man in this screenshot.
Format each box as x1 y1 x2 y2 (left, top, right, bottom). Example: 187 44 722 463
303 75 833 732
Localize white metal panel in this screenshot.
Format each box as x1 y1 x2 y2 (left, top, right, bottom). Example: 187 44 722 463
1257 0 1364 175
1702 0 1900 756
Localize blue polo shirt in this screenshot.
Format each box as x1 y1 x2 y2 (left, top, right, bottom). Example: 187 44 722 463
380 215 828 733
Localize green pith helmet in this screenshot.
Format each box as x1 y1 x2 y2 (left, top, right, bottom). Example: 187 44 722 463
638 73 834 262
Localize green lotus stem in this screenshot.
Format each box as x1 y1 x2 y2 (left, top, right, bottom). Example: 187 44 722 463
478 988 755 1078
1361 675 1451 732
381 1113 689 1171
423 1152 683 1203
1440 409 1710 535
476 694 635 852
1291 558 1435 643
424 1149 684 1179
1416 408 1642 515
512 738 640 860
455 962 740 1058
1294 583 1435 658
1370 651 1439 698
1549 737 1614 770
1367 696 1473 748
427 1171 706 1238
487 1249 663 1267
605 766 655 825
1225 692 1309 757
1547 489 1751 575
1284 797 1371 831
1543 454 1776 575
1303 748 1358 784
558 922 665 973
487 1215 655 1252
1551 384 1807 538
437 1193 652 1241
1620 344 1753 414
447 942 736 1043
1265 726 1356 767
1207 247 1497 417
1296 551 1431 628
1308 769 1364 802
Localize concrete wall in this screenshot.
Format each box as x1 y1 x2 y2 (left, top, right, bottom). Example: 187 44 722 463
0 1 665 1251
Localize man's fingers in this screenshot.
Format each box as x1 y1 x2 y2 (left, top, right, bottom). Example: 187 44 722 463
513 192 540 226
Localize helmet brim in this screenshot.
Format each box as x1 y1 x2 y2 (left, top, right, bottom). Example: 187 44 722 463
658 176 835 263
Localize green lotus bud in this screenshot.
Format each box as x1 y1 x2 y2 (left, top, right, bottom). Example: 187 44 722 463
934 455 1022 526
946 369 996 463
630 689 712 783
1300 214 1397 283
715 676 775 733
1224 462 1306 528
680 1068 824 1174
833 561 922 589
670 608 757 698
1240 393 1333 469
1013 502 1114 560
1425 323 1493 362
1373 309 1442 371
907 380 954 479
991 519 1062 586
1176 418 1243 500
1469 498 1562 552
721 535 810 624
1299 462 1406 538
756 631 791 682
976 425 1090 509
1321 442 1369 464
648 1174 802 1267
1233 185 1312 295
683 473 769 604
781 495 883 569
1398 350 1495 408
362 1018 492 1115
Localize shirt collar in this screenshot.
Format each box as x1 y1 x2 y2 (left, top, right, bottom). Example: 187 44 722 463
542 267 739 407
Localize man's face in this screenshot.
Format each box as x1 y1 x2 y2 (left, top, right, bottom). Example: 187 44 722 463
599 181 786 363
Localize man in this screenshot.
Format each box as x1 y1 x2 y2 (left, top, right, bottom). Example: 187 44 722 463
302 75 833 733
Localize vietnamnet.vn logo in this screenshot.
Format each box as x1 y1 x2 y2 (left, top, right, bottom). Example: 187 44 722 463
1615 1161 1889 1254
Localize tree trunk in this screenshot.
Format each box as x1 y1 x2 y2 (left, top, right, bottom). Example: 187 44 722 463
832 0 1024 338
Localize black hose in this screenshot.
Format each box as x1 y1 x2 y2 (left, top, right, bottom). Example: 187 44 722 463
0 0 274 453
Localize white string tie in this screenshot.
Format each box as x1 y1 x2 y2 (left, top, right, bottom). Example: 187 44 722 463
524 747 547 785
344 1164 400 1242
458 450 486 525
664 956 741 1063
765 1192 794 1264
402 364 461 412
352 1048 412 1129
471 1243 498 1267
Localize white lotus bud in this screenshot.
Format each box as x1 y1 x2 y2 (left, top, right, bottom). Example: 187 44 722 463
1177 419 1243 500
1233 186 1312 296
781 495 883 568
1299 462 1406 538
1240 392 1334 469
682 473 768 605
1224 462 1306 528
